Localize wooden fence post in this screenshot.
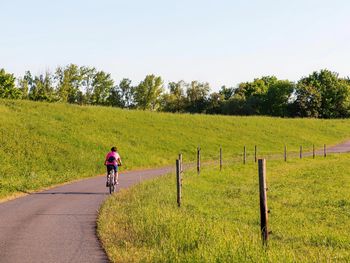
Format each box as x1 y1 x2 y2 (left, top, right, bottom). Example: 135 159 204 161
179 153 183 173
176 159 181 207
313 144 315 159
300 145 303 159
255 145 257 163
324 144 327 157
220 146 222 171
284 145 287 162
197 146 201 175
243 146 246 164
258 159 269 245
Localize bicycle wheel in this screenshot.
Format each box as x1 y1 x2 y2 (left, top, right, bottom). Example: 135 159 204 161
109 170 115 194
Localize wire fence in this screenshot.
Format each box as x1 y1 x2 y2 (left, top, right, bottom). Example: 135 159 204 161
175 143 350 245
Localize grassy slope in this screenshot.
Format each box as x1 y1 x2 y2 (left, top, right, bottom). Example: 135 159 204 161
1 99 350 199
98 154 350 262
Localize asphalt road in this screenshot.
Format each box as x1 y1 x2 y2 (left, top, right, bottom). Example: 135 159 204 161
324 140 350 153
0 166 173 263
0 141 349 263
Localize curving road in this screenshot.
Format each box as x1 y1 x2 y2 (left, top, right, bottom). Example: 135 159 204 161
0 167 173 263
0 141 349 263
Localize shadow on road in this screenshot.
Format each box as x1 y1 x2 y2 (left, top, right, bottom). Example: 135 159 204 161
36 213 98 216
35 192 108 195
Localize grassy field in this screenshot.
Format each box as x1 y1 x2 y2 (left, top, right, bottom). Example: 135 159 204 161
1 99 350 200
98 154 350 262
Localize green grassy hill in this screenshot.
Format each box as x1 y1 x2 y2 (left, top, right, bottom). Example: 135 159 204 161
1 99 350 199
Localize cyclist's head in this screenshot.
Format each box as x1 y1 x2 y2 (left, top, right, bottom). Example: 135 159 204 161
111 146 117 152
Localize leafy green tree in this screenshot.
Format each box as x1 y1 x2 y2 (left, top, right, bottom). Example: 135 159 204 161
108 86 122 107
294 83 322 117
55 64 82 103
118 78 135 108
17 71 33 99
107 78 135 108
235 76 277 98
221 97 246 115
0 68 21 99
206 92 224 114
263 80 295 116
230 76 296 116
29 72 55 101
295 70 350 118
233 76 277 115
134 75 163 110
161 81 187 112
185 81 210 113
219 85 235 100
91 71 114 105
80 66 96 104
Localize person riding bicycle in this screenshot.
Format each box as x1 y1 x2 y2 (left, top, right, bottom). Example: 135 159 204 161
104 146 122 187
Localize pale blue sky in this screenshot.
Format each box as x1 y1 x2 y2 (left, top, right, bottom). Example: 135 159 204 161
1 0 349 90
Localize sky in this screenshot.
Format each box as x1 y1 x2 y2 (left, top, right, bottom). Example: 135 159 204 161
1 0 350 90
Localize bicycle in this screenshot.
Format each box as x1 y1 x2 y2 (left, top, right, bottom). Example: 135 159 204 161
107 169 117 194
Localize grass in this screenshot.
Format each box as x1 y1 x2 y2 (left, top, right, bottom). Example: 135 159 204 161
1 98 350 200
97 154 350 262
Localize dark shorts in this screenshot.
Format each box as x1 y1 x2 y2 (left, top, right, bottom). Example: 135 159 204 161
106 164 118 174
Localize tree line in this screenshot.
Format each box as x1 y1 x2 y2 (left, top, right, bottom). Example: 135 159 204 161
1 65 350 118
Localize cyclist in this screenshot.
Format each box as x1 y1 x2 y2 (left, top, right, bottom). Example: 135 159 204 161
104 146 122 187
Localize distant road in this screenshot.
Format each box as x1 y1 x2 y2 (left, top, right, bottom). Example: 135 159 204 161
0 166 173 263
0 141 349 263
324 140 350 153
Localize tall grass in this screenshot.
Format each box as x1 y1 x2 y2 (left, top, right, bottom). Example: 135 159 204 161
98 154 350 262
1 99 350 199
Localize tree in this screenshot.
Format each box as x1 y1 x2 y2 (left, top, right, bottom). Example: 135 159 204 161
295 70 350 118
107 86 121 107
29 72 55 101
206 92 224 114
80 66 96 104
17 71 33 99
91 71 114 105
219 85 235 100
134 75 163 110
221 96 246 115
233 76 277 115
55 64 82 103
107 78 135 108
0 68 21 99
161 81 187 112
235 76 277 98
118 78 135 108
294 83 322 117
185 81 210 113
229 76 296 116
263 80 294 116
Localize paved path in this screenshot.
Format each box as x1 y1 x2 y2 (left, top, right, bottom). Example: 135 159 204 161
0 166 173 263
303 140 350 157
325 140 350 153
0 140 349 263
